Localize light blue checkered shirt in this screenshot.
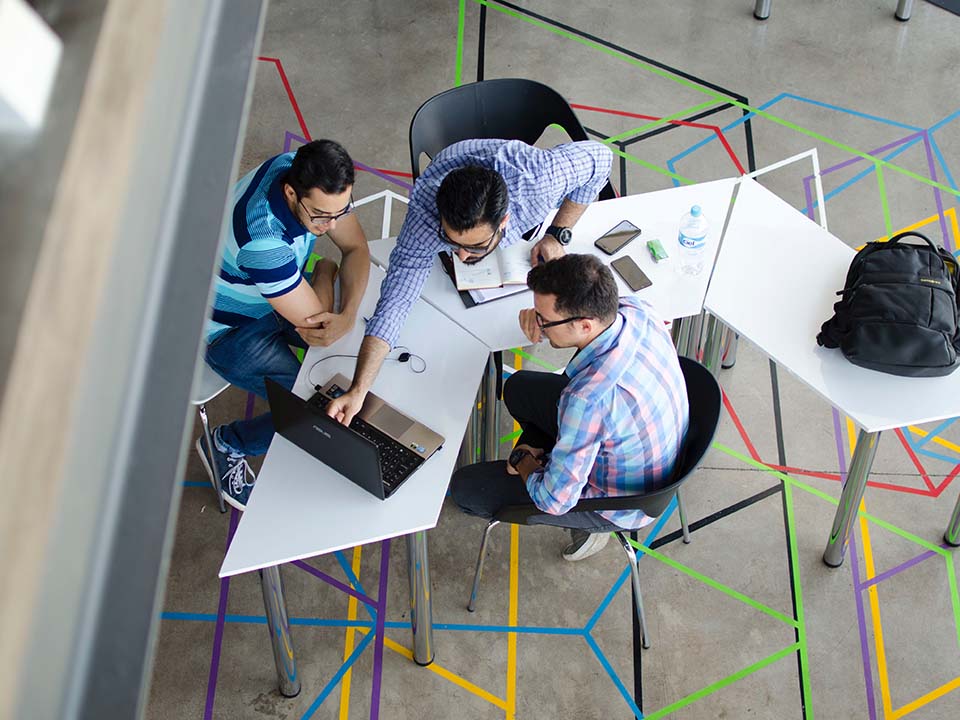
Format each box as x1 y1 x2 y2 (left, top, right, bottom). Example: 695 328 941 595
365 139 613 346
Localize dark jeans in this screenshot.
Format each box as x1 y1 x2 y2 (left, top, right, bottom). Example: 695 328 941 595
449 371 621 532
204 312 307 457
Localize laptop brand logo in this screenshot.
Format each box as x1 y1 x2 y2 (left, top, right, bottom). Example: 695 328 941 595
312 425 332 439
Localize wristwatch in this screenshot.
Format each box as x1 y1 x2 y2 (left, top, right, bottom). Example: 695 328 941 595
508 447 533 469
545 225 573 246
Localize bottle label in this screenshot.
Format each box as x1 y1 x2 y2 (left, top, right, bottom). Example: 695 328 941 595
679 232 706 250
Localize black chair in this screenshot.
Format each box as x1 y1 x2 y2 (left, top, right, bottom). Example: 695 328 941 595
408 78 616 200
465 357 722 649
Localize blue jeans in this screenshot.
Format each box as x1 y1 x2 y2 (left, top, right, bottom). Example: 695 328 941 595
204 313 307 457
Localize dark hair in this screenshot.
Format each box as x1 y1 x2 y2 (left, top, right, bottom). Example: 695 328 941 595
284 139 355 197
436 166 509 232
526 254 619 323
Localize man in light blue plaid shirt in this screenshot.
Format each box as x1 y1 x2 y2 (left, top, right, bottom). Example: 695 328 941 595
322 138 613 425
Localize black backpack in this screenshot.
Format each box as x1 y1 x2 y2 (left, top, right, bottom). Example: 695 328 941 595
816 231 960 377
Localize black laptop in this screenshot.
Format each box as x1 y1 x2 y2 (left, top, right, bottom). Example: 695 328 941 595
265 377 444 500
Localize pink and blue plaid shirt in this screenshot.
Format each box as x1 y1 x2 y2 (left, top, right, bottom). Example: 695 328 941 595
526 297 689 529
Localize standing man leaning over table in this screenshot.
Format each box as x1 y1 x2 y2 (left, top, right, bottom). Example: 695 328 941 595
198 139 370 511
322 138 613 425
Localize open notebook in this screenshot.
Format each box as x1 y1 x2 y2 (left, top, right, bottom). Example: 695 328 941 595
452 243 532 291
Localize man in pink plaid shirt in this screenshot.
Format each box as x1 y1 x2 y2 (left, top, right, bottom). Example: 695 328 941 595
450 254 689 560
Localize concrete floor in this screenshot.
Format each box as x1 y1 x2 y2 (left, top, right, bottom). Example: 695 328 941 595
147 1 960 718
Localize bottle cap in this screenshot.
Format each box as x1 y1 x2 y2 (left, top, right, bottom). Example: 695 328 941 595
690 205 702 217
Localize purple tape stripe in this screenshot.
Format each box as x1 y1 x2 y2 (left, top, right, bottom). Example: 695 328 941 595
832 409 878 720
204 507 241 720
921 131 953 252
369 539 391 720
353 160 414 192
857 548 939 591
292 559 378 607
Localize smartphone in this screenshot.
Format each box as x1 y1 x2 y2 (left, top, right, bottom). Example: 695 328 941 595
594 220 641 255
611 255 652 292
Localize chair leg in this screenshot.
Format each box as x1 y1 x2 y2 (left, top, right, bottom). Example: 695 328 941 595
198 404 226 513
676 491 691 544
467 520 500 612
614 532 650 649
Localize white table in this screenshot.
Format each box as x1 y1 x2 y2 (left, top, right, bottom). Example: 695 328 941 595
704 178 960 566
219 264 489 691
368 178 740 459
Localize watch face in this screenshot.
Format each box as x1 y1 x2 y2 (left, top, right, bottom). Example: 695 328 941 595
508 448 528 467
556 227 573 245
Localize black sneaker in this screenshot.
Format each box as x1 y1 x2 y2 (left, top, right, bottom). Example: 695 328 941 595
196 433 255 511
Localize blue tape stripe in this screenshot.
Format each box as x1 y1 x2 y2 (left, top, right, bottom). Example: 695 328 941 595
910 418 957 451
929 108 960 133
300 629 376 720
916 447 960 466
776 93 922 131
585 500 676 632
584 633 644 718
928 135 959 192
334 550 376 621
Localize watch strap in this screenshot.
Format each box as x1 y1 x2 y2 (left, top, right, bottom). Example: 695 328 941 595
545 225 572 245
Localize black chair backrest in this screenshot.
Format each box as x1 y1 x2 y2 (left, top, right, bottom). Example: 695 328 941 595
409 78 615 199
495 357 722 525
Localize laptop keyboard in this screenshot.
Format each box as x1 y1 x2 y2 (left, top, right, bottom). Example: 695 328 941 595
309 391 425 492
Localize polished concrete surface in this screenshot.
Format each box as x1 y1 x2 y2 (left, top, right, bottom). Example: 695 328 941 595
148 1 960 718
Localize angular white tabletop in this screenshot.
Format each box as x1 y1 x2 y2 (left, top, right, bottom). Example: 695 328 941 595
369 178 738 351
220 265 489 578
704 177 960 433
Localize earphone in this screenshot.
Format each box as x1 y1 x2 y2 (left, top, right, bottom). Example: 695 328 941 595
306 345 426 387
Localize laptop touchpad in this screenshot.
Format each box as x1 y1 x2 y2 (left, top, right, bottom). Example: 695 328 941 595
371 405 415 438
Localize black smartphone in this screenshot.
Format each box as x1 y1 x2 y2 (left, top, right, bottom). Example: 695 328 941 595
611 255 652 292
594 220 641 255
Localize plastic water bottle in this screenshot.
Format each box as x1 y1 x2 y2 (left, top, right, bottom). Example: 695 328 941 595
677 205 709 275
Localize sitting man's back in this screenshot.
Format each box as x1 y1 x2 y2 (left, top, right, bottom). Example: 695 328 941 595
451 253 689 560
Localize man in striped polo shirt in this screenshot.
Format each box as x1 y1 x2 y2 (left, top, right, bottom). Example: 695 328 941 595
450 254 689 560
198 140 370 510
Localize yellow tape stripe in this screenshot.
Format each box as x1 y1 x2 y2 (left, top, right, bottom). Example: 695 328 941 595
871 207 959 243
507 524 520 719
337 545 364 720
908 425 960 456
892 676 960 719
383 637 508 709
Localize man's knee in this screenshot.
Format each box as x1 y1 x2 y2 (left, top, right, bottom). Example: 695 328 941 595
503 371 533 415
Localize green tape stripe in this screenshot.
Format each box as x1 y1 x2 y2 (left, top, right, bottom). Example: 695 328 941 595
784 480 814 718
607 144 694 185
305 253 323 274
644 643 801 720
714 442 948 556
946 556 960 653
876 163 892 236
604 99 719 143
628 540 798 628
509 348 560 372
455 0 466 86
499 428 521 444
475 0 960 200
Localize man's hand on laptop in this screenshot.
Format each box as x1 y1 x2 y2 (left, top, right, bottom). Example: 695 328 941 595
326 388 366 426
518 308 542 344
298 311 354 347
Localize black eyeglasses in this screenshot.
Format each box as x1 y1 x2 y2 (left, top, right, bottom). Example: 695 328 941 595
298 194 354 227
536 312 589 330
438 224 503 259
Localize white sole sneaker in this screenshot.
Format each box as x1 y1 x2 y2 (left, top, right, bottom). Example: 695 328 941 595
195 436 247 512
563 531 610 561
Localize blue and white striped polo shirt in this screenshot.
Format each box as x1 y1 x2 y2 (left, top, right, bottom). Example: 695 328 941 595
205 153 316 343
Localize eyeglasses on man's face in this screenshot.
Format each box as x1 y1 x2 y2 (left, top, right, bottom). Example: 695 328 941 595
535 312 589 330
298 194 354 227
438 224 503 261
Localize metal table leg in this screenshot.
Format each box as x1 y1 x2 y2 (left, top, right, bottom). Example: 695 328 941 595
945 491 960 547
895 0 913 21
259 565 301 697
480 352 501 461
406 531 434 665
823 430 881 568
721 329 739 369
754 0 771 20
